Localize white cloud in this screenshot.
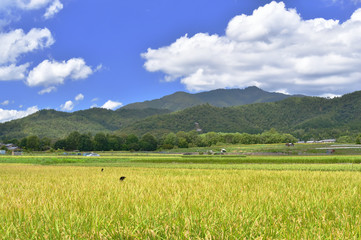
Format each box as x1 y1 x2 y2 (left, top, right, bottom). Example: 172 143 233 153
1 100 9 106
27 58 93 91
75 93 84 101
44 0 63 19
0 0 63 18
60 100 74 111
330 0 361 5
17 0 55 10
0 106 38 123
142 1 361 96
0 27 53 83
101 100 123 110
38 86 56 95
0 63 29 81
0 28 54 64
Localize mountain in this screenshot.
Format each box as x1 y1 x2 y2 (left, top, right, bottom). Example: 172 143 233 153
0 108 170 139
118 91 361 139
3 87 361 140
122 86 300 111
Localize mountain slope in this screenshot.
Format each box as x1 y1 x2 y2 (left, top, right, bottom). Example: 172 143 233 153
122 86 299 111
0 108 170 139
2 88 361 140
119 91 361 139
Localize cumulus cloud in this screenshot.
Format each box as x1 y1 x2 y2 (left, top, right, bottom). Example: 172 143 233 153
17 0 55 10
101 100 123 110
0 106 38 123
44 0 63 19
0 63 29 81
0 0 63 19
60 100 74 111
142 1 361 96
75 93 84 101
0 28 53 81
0 28 54 64
27 58 93 92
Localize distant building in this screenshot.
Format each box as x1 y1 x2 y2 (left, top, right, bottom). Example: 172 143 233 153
7 146 19 151
0 150 5 155
305 139 336 144
12 151 23 156
1 143 21 151
84 152 100 157
321 139 336 143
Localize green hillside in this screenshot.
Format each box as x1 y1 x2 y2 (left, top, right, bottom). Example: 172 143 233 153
0 108 170 139
122 86 297 111
119 91 361 139
2 88 361 141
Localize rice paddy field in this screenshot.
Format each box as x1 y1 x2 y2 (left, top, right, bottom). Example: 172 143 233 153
1 146 361 239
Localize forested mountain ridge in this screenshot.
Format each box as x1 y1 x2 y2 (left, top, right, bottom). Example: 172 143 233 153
1 88 361 140
0 108 170 139
121 86 300 111
119 91 361 139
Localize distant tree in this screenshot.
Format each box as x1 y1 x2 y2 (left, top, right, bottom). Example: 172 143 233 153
6 139 19 145
26 135 40 151
163 132 177 149
19 138 27 149
94 133 109 151
337 135 353 143
281 134 297 143
66 131 81 150
39 137 51 151
78 134 93 151
176 131 190 148
54 139 67 150
107 134 124 151
202 132 220 146
177 137 188 148
140 133 158 151
231 133 242 144
186 130 203 147
125 134 140 151
221 133 235 144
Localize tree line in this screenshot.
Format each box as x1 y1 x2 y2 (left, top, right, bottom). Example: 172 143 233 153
2 129 300 152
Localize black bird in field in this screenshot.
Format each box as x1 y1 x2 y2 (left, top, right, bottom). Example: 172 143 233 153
119 176 126 181
101 168 104 172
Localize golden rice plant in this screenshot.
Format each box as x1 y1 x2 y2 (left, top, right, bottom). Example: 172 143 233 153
1 164 361 239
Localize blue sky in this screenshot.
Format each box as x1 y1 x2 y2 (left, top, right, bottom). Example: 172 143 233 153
1 0 361 122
